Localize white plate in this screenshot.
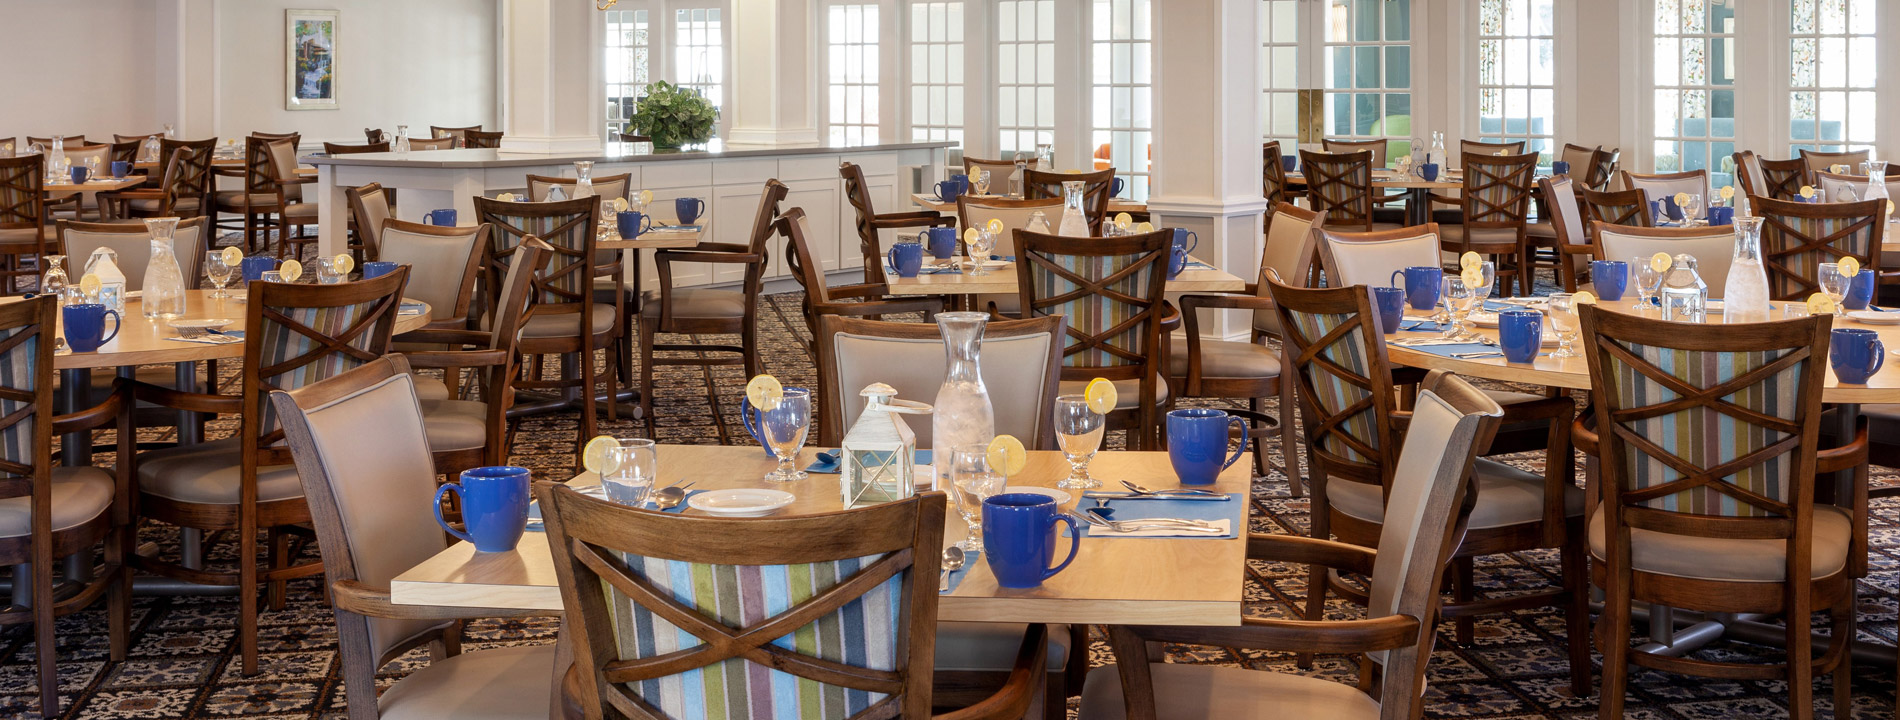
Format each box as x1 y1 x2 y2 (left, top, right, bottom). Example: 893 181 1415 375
1470 311 1499 328
169 318 234 331
1849 310 1900 325
1003 486 1072 505
687 488 795 517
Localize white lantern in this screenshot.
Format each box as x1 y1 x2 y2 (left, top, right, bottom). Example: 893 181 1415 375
82 247 128 314
841 383 933 509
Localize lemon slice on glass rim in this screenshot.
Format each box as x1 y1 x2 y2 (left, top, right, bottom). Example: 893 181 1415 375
986 435 1028 478
985 218 1005 236
1083 378 1118 414
220 246 244 266
1459 251 1482 271
1720 185 1736 201
637 189 654 206
1839 256 1861 278
582 435 622 476
1801 185 1817 199
1460 267 1484 288
610 197 629 212
1113 212 1133 229
1673 192 1691 207
1649 252 1673 273
332 254 354 275
1134 221 1155 234
745 374 784 411
1572 290 1597 306
277 259 302 282
79 273 101 296
1808 293 1836 315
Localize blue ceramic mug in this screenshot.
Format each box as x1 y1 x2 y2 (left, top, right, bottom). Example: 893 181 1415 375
1372 286 1407 334
62 303 120 353
241 256 280 283
1591 260 1629 302
1844 269 1876 311
617 210 653 239
1111 177 1126 197
1391 266 1443 311
1282 155 1298 173
1551 161 1571 176
434 466 531 553
981 493 1081 589
70 166 89 185
1708 206 1735 226
1166 408 1248 486
675 197 706 225
425 208 457 226
110 161 130 179
1420 163 1440 182
742 387 809 456
1831 328 1885 384
888 242 924 278
934 179 963 202
362 261 400 279
1172 228 1198 256
1497 310 1543 363
1166 244 1188 279
925 227 958 263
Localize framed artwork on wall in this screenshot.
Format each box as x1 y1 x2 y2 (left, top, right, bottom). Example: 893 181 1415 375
286 9 339 110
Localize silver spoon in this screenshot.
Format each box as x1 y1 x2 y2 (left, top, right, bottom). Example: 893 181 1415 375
1081 508 1222 534
653 480 696 510
1119 480 1223 497
939 546 966 592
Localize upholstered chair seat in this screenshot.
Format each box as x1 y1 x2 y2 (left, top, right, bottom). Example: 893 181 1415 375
418 400 489 453
375 645 557 720
1165 340 1281 380
1082 662 1380 720
135 439 303 505
1585 507 1851 583
0 227 41 245
1329 458 1584 531
517 305 617 338
0 467 115 538
126 196 201 214
213 190 279 208
1439 224 1520 245
637 288 746 320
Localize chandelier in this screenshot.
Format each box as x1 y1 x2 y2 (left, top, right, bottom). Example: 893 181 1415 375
597 0 617 8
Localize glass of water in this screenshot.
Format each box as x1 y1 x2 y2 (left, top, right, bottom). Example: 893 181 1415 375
1681 194 1704 226
1631 256 1665 312
1817 262 1849 315
1053 395 1105 489
967 230 998 276
204 256 235 298
1440 276 1474 340
948 444 1005 553
760 388 812 483
600 438 658 506
1547 292 1582 358
315 257 344 284
260 270 284 284
973 169 991 196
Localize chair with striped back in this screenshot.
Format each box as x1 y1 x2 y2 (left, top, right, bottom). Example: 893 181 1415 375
1578 186 1653 236
538 484 1047 720
1734 150 1809 202
1753 195 1887 300
1322 138 1389 167
464 130 505 148
0 154 48 295
1436 151 1540 295
842 161 956 286
1300 150 1386 233
780 208 944 339
1799 148 1870 179
472 194 617 452
127 270 409 676
1577 307 1862 720
1023 167 1115 234
1262 141 1292 220
1012 228 1172 450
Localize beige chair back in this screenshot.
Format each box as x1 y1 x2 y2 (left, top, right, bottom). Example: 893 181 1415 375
1621 169 1710 205
375 219 488 323
1559 143 1598 176
57 217 207 288
1540 175 1589 276
344 182 396 258
63 144 112 173
1318 225 1443 290
1800 148 1871 178
1595 222 1736 295
526 174 630 204
1322 138 1388 167
1814 171 1872 203
956 196 1064 234
1462 139 1526 159
964 156 1025 192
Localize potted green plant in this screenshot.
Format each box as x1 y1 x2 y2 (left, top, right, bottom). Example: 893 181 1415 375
631 81 718 149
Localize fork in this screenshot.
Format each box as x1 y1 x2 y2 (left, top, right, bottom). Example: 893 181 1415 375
1081 508 1222 534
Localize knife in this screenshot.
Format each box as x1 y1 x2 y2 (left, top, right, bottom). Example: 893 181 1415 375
1080 492 1232 501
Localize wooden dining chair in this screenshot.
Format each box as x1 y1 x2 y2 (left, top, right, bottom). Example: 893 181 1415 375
271 356 561 720
779 208 945 339
1585 146 1621 192
1620 168 1710 208
342 182 397 265
1559 143 1599 176
964 155 1027 195
1462 138 1526 157
1314 223 1444 292
0 296 135 715
1080 370 1502 720
464 129 505 148
1266 279 1587 687
1799 148 1871 178
1576 307 1862 720
1812 169 1877 203
0 154 49 295
430 124 482 142
377 219 489 339
25 135 88 148
1322 138 1388 167
362 128 384 144
1535 175 1595 291
1023 167 1115 234
538 483 1046 720
1754 195 1887 301
1594 222 1740 294
126 270 409 675
44 144 113 221
213 135 294 254
107 139 141 169
1013 227 1172 449
1735 150 1810 202
842 161 956 286
1578 186 1654 236
320 141 388 155
408 137 457 151
1437 151 1541 295
101 144 213 221
527 173 631 203
1262 141 1292 219
1300 150 1391 233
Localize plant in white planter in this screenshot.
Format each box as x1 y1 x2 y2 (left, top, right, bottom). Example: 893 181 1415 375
631 81 717 149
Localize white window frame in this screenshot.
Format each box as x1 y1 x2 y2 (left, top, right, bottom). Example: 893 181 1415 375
593 1 733 143
1474 0 1558 164
1319 0 1415 165
995 0 1057 160
603 7 654 139
1641 0 1738 186
823 2 884 145
904 1 966 145
1788 0 1876 156
1259 0 1301 147
1089 0 1154 200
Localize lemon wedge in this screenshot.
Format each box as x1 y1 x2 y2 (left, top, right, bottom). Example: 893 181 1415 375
1083 378 1118 414
581 435 622 476
1460 267 1484 287
79 273 101 296
1801 185 1817 199
1673 192 1690 207
1839 256 1861 278
1459 251 1482 271
1114 212 1133 229
1572 290 1597 306
986 435 1028 478
278 259 302 282
332 254 354 275
220 246 244 266
1720 185 1736 201
985 218 1005 235
1808 293 1836 315
638 189 654 206
1134 222 1155 233
745 374 784 411
1649 252 1673 273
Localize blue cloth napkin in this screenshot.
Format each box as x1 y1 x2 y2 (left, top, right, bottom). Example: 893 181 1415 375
1396 320 1445 332
805 449 933 474
1062 493 1245 539
654 224 702 233
1389 341 1501 358
887 265 962 277
940 550 973 594
1181 261 1217 271
526 487 706 531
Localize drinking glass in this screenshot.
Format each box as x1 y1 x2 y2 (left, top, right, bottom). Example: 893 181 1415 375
967 230 998 276
1473 260 1497 302
947 444 1006 553
1631 256 1665 312
973 170 991 196
1681 194 1704 226
260 270 285 284
1547 292 1582 358
85 156 100 180
315 257 344 284
1817 262 1849 316
1440 276 1474 339
1053 395 1105 489
600 438 659 506
203 256 234 298
760 388 812 483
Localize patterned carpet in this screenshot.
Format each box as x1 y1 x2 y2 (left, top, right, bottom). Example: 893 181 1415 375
3 276 1900 718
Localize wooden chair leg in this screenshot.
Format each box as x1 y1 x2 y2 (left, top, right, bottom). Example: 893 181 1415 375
638 319 657 424
1453 556 1476 644
1788 585 1815 720
1597 581 1631 720
240 518 260 676
1561 525 1591 696
267 527 290 610
1277 380 1302 498
108 525 131 662
33 542 58 714
600 339 617 422
1248 396 1269 479
577 349 598 458
1834 589 1854 719
1297 564 1327 669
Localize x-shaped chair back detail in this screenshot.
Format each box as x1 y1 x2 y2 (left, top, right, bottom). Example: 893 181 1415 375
0 155 45 231
1754 195 1887 300
1579 187 1654 231
1299 150 1375 230
1011 228 1169 380
1266 278 1401 498
474 195 602 312
1456 151 1540 231
244 270 407 457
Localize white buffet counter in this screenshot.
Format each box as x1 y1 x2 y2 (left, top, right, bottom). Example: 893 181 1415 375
303 140 952 289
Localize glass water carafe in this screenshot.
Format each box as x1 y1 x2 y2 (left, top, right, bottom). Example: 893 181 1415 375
1035 143 1054 171
1864 161 1891 221
1056 180 1091 237
1025 210 1052 235
572 161 595 199
142 218 189 320
1722 217 1771 324
1429 131 1447 165
140 135 161 163
393 125 412 153
47 136 66 183
930 312 996 470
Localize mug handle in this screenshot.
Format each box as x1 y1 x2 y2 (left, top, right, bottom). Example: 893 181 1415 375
1184 231 1198 254
1220 416 1249 471
1390 269 1404 288
433 484 476 544
639 214 653 235
741 402 771 455
887 246 900 271
690 198 706 217
1869 340 1886 377
100 310 121 345
1042 514 1082 582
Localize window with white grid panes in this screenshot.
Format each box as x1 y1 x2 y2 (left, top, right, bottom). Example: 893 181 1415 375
1323 0 1412 165
1650 0 1736 187
604 9 652 139
1260 0 1300 147
1790 0 1875 156
826 4 881 146
674 7 725 134
1476 0 1555 166
1090 0 1152 201
997 0 1055 158
908 2 964 144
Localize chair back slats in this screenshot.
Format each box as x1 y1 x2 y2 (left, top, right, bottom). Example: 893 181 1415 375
539 484 946 720
526 174 630 205
1462 139 1526 157
1022 167 1115 233
1262 141 1289 209
1322 138 1387 167
465 130 505 148
1012 229 1169 376
1266 279 1399 493
1754 195 1887 300
1455 151 1540 229
1734 151 1809 202
321 141 389 155
0 297 51 490
158 138 217 205
1586 147 1621 192
1299 150 1375 230
0 155 46 229
242 136 284 196
244 272 407 452
474 196 602 307
1579 187 1654 230
840 162 885 278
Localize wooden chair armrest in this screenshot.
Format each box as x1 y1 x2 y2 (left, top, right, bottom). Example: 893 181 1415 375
277 177 315 187
402 349 511 370
1245 533 1377 576
1127 613 1421 655
103 189 164 200
1429 192 1461 206
52 379 128 435
1571 416 1597 456
818 298 946 319
392 328 491 347
1178 294 1274 314
1496 396 1574 423
687 242 752 254
1158 301 1181 333
932 623 1048 720
1816 417 1868 475
211 166 243 178
331 579 554 621
124 380 241 414
826 283 893 301
1820 417 1870 576
654 249 763 265
872 213 956 229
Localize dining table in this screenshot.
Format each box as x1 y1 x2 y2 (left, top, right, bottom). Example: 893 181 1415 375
596 224 701 251
882 255 1248 297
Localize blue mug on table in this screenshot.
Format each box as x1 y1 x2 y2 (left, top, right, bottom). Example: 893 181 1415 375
1372 286 1407 334
888 241 924 278
69 166 88 184
1166 244 1188 279
62 303 120 353
1551 161 1571 177
742 387 809 456
434 466 531 553
1420 163 1440 182
110 161 130 179
1497 310 1543 364
675 197 706 225
981 493 1081 589
1591 260 1629 302
925 227 958 263
1392 266 1443 311
1111 177 1126 198
935 177 966 201
425 208 457 226
1708 206 1735 226
1172 228 1198 256
241 255 279 283
617 210 652 239
1166 408 1248 486
362 261 400 279
1844 269 1876 310
1282 155 1298 173
1831 328 1885 384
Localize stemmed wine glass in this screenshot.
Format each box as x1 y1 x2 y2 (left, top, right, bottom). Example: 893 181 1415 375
1680 194 1704 226
1053 395 1105 489
1440 276 1476 340
760 388 812 483
972 169 991 196
601 438 659 506
1546 292 1583 358
967 230 998 276
947 444 1005 553
1817 262 1850 316
1630 256 1665 312
204 255 235 298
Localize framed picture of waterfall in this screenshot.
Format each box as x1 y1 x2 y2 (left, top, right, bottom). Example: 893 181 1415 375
285 9 339 110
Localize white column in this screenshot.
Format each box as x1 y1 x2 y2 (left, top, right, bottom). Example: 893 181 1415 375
727 0 821 144
155 0 217 138
499 0 603 153
1150 0 1264 340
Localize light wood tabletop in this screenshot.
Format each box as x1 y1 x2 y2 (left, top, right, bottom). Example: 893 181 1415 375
45 176 145 193
909 192 1147 215
597 226 702 251
1385 299 1900 403
55 289 432 370
393 444 1252 626
882 255 1247 296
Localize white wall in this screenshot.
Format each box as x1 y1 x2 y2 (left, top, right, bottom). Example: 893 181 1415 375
218 0 499 146
0 0 166 141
